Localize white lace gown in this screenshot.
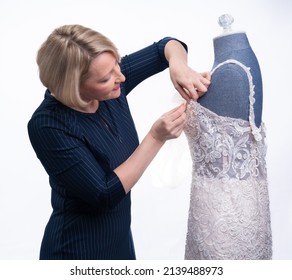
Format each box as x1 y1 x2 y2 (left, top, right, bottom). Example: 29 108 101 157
184 59 272 260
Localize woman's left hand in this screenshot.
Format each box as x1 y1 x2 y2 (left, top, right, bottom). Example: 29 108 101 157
164 40 211 101
169 62 211 101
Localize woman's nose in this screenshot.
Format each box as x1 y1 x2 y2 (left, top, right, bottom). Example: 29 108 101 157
116 72 126 83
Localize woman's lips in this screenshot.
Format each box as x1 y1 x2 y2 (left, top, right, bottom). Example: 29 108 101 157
113 84 120 91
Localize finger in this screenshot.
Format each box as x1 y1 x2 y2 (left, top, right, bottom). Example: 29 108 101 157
201 71 211 81
177 84 198 100
197 90 206 98
169 114 187 137
185 87 200 100
162 104 185 124
175 84 191 102
201 77 211 87
168 106 186 123
167 125 185 139
196 82 209 93
192 73 211 93
172 111 186 127
164 102 186 116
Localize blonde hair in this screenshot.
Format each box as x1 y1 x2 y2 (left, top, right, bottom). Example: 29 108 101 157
37 24 120 108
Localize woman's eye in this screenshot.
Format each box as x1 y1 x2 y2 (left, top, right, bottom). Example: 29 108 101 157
99 77 110 83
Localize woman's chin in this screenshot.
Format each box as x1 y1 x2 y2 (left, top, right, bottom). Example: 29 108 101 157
109 90 121 99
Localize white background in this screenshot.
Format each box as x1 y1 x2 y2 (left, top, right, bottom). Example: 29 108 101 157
0 0 291 260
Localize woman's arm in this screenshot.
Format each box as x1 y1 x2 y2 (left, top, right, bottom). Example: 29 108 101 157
28 102 186 208
164 40 211 101
120 37 186 95
114 103 186 193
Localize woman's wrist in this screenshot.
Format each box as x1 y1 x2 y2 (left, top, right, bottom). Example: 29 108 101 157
148 129 167 145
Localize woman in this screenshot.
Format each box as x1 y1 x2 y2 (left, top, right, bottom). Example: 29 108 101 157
28 24 210 260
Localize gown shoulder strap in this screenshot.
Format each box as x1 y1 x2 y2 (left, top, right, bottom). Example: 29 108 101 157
211 59 262 141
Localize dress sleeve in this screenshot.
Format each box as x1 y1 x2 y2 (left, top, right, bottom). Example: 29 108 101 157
120 37 188 95
28 112 126 211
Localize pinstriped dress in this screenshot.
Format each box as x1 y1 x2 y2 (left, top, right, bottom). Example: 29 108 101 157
28 37 186 259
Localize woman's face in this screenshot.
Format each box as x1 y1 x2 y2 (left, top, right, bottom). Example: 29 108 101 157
80 52 125 102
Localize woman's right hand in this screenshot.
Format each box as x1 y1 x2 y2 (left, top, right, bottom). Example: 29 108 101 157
114 103 186 193
150 103 186 143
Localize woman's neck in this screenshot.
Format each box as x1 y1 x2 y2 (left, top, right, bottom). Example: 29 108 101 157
74 100 100 113
64 99 100 114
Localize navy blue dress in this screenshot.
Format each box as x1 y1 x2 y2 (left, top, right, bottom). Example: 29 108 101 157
28 37 187 260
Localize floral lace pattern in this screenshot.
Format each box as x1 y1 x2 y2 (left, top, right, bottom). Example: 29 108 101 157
184 60 272 260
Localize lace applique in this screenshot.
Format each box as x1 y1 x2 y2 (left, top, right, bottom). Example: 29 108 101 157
185 102 267 181
184 60 272 260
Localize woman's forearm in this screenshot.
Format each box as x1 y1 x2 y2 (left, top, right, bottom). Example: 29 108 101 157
114 132 165 193
164 39 188 65
165 40 211 100
114 103 186 193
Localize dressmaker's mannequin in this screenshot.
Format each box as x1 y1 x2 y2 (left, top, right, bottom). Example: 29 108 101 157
199 14 263 127
184 15 272 260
